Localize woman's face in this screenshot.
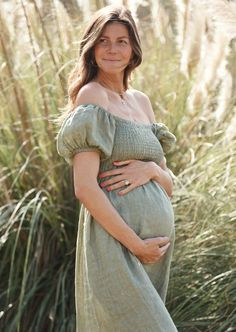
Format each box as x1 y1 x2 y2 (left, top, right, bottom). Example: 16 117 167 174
94 22 133 75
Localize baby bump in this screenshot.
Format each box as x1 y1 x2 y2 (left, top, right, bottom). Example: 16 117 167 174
104 181 175 239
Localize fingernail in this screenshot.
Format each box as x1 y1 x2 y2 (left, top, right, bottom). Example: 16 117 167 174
101 183 105 187
113 161 119 164
107 188 111 191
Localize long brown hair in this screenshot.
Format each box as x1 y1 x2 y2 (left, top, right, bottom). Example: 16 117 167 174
57 5 142 124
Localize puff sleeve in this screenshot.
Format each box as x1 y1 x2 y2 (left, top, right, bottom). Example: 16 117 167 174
152 123 176 154
56 104 116 165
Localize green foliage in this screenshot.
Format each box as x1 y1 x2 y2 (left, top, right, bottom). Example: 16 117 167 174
0 2 235 331
135 34 236 331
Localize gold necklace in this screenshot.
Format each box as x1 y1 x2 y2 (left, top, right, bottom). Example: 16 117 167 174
97 81 126 104
118 92 126 104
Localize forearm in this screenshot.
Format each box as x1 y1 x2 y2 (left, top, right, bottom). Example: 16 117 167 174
149 162 173 197
76 183 144 254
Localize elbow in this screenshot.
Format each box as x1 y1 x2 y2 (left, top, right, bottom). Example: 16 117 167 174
74 183 89 201
74 181 99 201
165 181 173 198
169 183 174 198
74 186 86 201
166 188 173 199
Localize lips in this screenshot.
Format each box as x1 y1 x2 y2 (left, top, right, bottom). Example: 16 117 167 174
103 59 120 61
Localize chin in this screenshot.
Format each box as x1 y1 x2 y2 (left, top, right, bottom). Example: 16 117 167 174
99 65 127 75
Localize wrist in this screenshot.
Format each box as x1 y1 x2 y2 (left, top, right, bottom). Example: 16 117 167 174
128 237 145 255
149 161 161 182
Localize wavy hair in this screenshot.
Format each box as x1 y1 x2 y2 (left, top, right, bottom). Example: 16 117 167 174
57 5 142 124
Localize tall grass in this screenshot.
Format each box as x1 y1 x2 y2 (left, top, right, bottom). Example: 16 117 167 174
0 1 235 331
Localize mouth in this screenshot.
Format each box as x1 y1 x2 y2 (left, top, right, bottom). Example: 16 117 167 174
103 59 120 62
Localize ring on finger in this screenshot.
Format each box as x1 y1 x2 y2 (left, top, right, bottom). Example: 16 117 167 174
123 179 130 186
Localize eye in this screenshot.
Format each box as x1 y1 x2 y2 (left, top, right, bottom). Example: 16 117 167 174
98 38 108 44
119 39 128 45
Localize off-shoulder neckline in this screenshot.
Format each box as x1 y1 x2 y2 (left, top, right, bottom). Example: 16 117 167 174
76 103 155 127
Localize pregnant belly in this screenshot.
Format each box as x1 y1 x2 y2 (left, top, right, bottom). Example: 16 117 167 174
104 180 175 239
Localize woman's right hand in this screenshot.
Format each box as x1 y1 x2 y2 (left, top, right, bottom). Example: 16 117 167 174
134 236 170 264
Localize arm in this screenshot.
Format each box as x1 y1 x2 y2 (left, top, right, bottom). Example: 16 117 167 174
133 91 174 196
98 159 173 198
73 151 144 254
73 86 145 253
149 158 173 197
73 151 170 263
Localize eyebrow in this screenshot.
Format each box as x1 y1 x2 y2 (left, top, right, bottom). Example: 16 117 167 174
101 35 129 39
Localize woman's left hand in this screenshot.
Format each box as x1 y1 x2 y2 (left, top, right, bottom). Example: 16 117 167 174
98 160 158 196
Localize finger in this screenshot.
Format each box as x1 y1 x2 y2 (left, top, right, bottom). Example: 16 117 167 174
145 259 159 265
99 169 123 178
155 237 170 246
100 175 125 188
118 183 136 195
106 179 133 192
113 160 134 166
159 242 170 255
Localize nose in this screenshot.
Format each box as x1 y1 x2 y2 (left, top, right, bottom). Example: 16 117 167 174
107 41 118 53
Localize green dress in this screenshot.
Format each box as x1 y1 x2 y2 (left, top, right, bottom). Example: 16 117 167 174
56 103 178 332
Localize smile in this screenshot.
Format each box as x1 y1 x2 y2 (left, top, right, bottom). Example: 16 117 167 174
103 59 120 61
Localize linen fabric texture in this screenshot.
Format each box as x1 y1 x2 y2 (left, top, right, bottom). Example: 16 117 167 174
56 104 178 332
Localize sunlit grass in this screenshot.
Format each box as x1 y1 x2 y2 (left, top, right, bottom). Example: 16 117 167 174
0 1 235 331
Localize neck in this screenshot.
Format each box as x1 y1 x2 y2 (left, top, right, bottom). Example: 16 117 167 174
95 71 125 95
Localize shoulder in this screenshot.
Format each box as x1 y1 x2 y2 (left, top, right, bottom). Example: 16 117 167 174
75 81 109 110
130 88 156 122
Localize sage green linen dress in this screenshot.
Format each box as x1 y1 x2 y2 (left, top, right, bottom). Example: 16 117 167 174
56 103 178 332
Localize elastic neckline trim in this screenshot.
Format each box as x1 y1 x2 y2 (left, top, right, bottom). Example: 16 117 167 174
76 103 155 127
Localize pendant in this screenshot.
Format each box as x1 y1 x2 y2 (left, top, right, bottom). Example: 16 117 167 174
119 93 126 105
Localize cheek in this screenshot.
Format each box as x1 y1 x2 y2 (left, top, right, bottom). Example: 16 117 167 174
94 45 104 59
94 46 99 58
124 47 132 60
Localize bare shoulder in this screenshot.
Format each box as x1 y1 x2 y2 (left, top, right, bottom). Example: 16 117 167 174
130 88 156 122
75 81 109 110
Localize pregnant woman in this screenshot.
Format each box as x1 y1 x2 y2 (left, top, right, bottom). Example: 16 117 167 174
56 4 178 332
